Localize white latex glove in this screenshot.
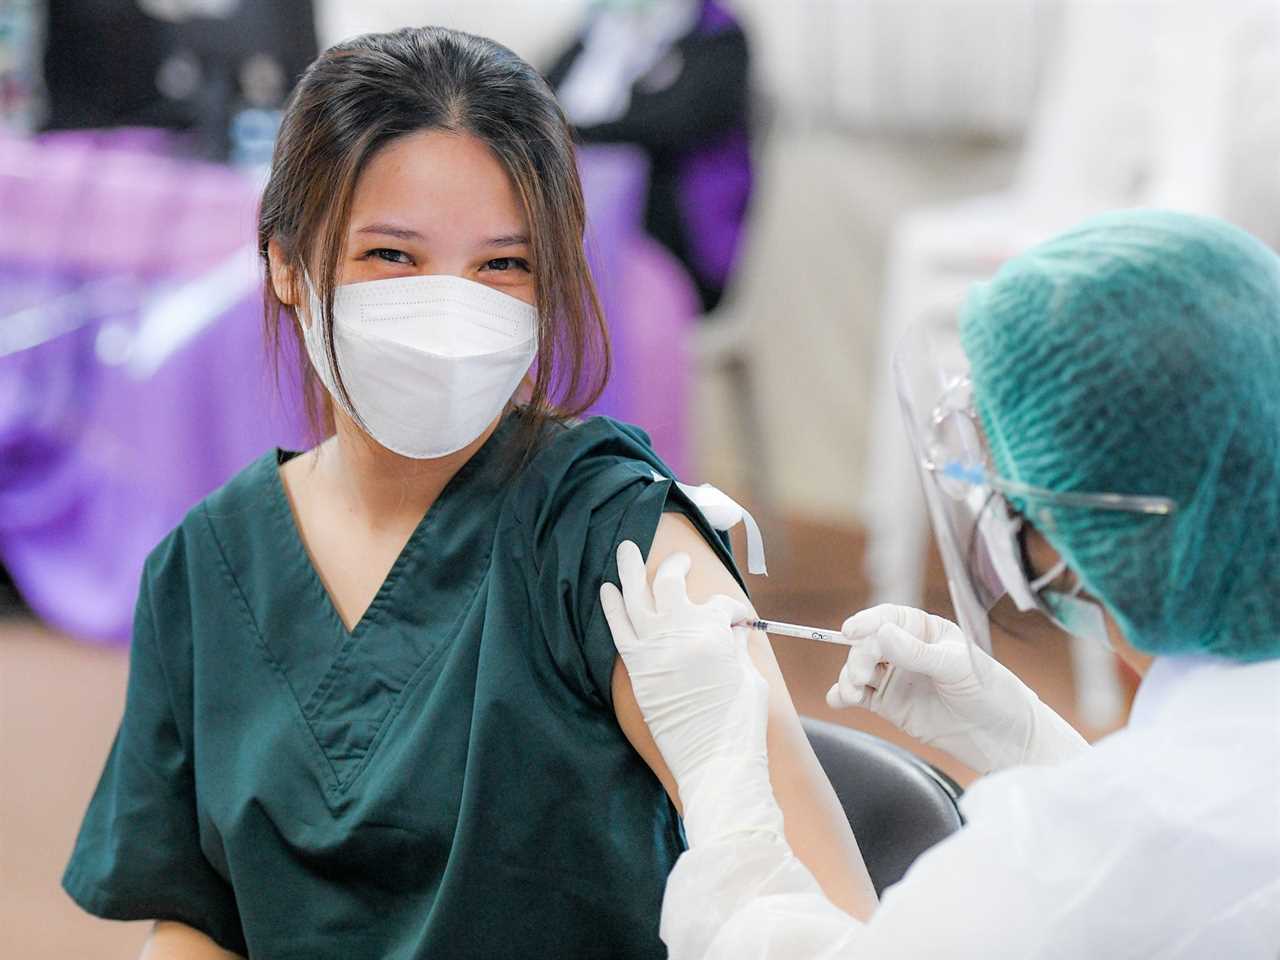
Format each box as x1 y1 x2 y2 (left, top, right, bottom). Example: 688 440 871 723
600 541 782 845
826 604 1089 774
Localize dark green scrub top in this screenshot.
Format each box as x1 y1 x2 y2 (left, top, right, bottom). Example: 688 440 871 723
62 413 743 958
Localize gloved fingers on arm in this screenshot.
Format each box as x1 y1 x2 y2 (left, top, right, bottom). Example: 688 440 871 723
651 552 694 613
616 540 656 624
704 593 755 632
600 581 641 655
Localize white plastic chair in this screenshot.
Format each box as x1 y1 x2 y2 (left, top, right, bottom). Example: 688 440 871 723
692 299 777 518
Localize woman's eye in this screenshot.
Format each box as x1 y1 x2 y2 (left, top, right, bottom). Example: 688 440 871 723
484 257 531 273
364 248 413 265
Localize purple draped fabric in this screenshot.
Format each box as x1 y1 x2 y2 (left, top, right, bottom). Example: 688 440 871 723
678 0 753 293
0 129 307 642
1 278 306 643
677 128 752 292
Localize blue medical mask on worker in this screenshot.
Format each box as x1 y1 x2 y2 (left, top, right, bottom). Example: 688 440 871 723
301 273 539 459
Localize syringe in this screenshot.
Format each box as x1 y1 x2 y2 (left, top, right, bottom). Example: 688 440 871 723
735 618 850 646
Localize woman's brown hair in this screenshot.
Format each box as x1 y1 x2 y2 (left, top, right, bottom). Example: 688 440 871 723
258 26 608 450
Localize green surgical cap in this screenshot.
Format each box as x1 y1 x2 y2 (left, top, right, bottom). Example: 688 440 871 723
961 209 1280 663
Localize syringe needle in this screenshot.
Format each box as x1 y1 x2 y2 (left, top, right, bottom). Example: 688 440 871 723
736 618 850 646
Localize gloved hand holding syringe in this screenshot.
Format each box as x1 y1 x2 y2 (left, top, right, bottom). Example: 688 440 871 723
738 606 1087 773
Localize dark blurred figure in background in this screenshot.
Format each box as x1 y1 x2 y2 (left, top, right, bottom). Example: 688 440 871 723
547 0 753 314
41 0 318 164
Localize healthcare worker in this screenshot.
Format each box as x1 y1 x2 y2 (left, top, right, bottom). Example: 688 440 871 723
602 209 1280 958
61 25 870 959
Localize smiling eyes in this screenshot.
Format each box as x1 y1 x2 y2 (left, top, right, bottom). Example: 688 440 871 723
483 256 531 273
367 247 413 265
363 248 531 273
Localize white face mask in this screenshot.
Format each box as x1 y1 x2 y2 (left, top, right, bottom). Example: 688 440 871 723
302 274 538 459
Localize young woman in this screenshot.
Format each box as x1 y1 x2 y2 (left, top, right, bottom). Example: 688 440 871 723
62 26 873 959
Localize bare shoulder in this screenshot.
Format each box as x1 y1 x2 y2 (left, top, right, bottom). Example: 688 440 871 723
645 512 754 607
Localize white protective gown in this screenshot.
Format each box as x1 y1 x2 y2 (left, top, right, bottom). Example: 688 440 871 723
662 656 1280 959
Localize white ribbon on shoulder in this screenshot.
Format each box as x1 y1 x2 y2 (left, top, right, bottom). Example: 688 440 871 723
653 472 768 576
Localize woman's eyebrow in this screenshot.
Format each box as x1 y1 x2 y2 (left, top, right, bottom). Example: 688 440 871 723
355 222 424 241
353 224 527 247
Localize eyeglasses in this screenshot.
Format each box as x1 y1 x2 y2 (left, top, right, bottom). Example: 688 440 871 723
921 376 1177 522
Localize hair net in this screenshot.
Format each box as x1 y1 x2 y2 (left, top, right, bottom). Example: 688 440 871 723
960 209 1280 662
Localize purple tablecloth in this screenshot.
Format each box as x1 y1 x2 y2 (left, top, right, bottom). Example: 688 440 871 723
0 134 697 645
1 281 306 642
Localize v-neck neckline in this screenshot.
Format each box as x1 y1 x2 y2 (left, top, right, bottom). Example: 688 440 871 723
269 411 521 641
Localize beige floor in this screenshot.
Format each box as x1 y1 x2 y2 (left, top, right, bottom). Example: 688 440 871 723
0 513 1132 960
1 619 152 958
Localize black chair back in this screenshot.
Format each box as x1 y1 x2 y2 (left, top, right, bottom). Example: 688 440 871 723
802 717 965 896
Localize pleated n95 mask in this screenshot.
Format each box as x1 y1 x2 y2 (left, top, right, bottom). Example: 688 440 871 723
303 274 538 459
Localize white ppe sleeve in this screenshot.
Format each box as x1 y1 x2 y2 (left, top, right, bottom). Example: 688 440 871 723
661 834 865 960
660 768 1090 960
660 790 1050 960
657 761 1250 960
660 672 1280 960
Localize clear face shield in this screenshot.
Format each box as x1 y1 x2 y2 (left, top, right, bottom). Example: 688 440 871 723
893 313 1177 677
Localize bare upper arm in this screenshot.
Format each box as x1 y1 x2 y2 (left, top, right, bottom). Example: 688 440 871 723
610 513 750 815
140 922 244 959
610 512 879 920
